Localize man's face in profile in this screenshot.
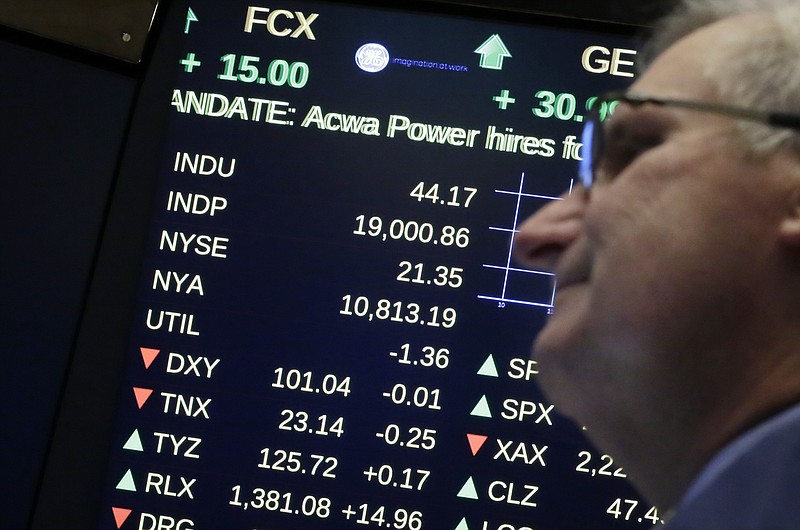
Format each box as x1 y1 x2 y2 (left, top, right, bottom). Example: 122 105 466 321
513 14 791 450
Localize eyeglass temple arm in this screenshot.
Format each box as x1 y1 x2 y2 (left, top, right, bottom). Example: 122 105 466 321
628 94 800 133
769 113 800 132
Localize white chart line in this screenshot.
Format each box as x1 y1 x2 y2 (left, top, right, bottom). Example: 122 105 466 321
479 171 562 309
483 264 554 277
501 172 526 300
494 190 563 201
477 295 553 309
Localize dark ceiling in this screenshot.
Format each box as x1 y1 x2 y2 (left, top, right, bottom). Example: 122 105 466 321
434 0 679 27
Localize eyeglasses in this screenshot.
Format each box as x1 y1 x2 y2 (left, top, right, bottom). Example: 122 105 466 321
579 90 800 192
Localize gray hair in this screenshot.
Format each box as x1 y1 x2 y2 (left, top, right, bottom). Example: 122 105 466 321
644 0 800 154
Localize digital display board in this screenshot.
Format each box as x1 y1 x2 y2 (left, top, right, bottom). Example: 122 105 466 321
36 1 661 529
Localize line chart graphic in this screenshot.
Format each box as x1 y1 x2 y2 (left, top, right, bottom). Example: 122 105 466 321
477 172 571 310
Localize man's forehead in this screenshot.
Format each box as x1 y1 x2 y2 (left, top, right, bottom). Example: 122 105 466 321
634 11 774 101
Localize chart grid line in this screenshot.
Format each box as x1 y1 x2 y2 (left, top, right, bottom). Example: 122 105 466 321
477 295 554 308
501 172 526 300
479 171 565 309
483 264 554 276
494 190 563 201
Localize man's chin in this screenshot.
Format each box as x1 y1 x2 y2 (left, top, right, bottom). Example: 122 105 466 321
531 294 593 403
534 286 588 357
530 328 587 425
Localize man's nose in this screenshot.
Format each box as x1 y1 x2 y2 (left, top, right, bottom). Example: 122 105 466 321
512 191 585 272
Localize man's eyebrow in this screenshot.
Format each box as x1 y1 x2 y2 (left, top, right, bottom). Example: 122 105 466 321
604 108 643 139
606 103 676 137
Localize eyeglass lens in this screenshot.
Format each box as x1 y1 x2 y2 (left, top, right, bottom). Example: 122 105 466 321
579 118 597 189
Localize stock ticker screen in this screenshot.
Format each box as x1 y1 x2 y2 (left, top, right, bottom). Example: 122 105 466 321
97 1 656 529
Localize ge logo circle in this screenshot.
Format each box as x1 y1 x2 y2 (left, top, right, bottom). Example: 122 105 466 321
355 43 390 73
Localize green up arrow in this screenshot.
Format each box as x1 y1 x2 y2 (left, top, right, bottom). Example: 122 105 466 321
185 7 199 34
474 34 511 70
